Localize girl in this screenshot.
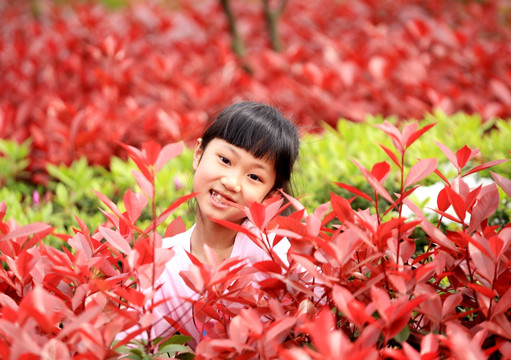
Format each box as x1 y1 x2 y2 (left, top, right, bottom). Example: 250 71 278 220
147 101 300 347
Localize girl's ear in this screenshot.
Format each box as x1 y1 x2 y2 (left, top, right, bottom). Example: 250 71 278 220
192 138 203 171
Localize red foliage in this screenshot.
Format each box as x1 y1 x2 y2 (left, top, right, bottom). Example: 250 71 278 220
1 123 510 358
1 0 510 182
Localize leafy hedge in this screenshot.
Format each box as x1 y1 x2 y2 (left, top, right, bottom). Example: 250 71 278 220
1 121 510 358
1 0 511 183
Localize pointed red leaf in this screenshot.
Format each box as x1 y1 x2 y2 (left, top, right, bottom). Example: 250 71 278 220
353 159 393 203
375 121 404 155
119 143 153 181
493 286 511 318
437 187 450 211
406 122 436 148
371 161 391 183
334 182 373 203
379 144 401 169
456 146 475 169
155 141 183 172
0 222 52 242
142 140 162 166
464 159 509 177
331 192 354 223
491 171 511 197
253 260 282 274
333 285 373 327
123 189 148 223
402 198 459 253
93 190 129 224
264 316 297 343
132 170 153 199
445 186 467 222
467 282 496 298
165 217 186 238
98 226 132 255
435 142 459 170
468 184 499 234
405 158 437 188
142 192 196 236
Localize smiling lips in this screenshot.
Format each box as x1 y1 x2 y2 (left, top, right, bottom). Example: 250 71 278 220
210 190 235 208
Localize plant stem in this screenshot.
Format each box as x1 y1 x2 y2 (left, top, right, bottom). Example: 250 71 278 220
262 0 288 51
220 0 245 57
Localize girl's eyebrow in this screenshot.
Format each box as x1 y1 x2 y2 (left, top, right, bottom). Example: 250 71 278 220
222 144 272 172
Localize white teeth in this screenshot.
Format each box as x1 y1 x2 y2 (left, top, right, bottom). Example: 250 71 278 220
212 191 226 204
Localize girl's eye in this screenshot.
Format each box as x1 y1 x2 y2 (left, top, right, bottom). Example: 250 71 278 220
248 174 261 182
219 156 230 165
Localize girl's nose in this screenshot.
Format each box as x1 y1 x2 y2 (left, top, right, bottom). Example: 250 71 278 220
221 176 241 193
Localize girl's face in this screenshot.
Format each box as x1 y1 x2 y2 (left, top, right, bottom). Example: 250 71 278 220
192 138 277 224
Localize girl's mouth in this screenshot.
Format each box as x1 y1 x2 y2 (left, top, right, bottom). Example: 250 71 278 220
210 190 233 208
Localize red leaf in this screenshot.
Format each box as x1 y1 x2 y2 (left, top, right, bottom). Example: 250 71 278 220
468 183 499 234
445 186 466 222
456 145 474 169
98 226 132 255
437 187 450 211
333 285 373 327
165 216 186 238
119 143 153 181
371 161 391 183
493 286 511 318
375 121 404 155
264 316 297 343
406 122 436 148
132 170 154 199
379 144 401 169
464 159 509 177
142 140 162 166
11 250 34 283
402 198 459 253
123 189 148 223
405 158 437 188
93 190 130 225
353 159 393 203
435 142 459 170
0 222 52 242
330 192 354 223
491 171 511 197
142 192 196 236
467 282 496 298
334 182 373 203
155 141 183 172
253 260 282 274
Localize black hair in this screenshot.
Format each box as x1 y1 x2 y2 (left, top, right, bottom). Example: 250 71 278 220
200 101 300 195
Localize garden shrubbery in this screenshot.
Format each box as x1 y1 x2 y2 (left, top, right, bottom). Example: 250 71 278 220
1 0 511 358
1 121 510 358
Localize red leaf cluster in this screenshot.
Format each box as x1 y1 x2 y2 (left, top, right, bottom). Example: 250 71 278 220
1 0 510 182
1 125 510 358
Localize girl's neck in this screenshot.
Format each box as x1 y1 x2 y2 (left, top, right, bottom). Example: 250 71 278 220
191 213 239 264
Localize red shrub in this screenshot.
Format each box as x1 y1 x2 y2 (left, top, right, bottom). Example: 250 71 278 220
1 122 510 358
1 0 510 183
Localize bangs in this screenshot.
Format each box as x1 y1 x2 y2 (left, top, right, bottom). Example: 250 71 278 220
219 115 284 164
